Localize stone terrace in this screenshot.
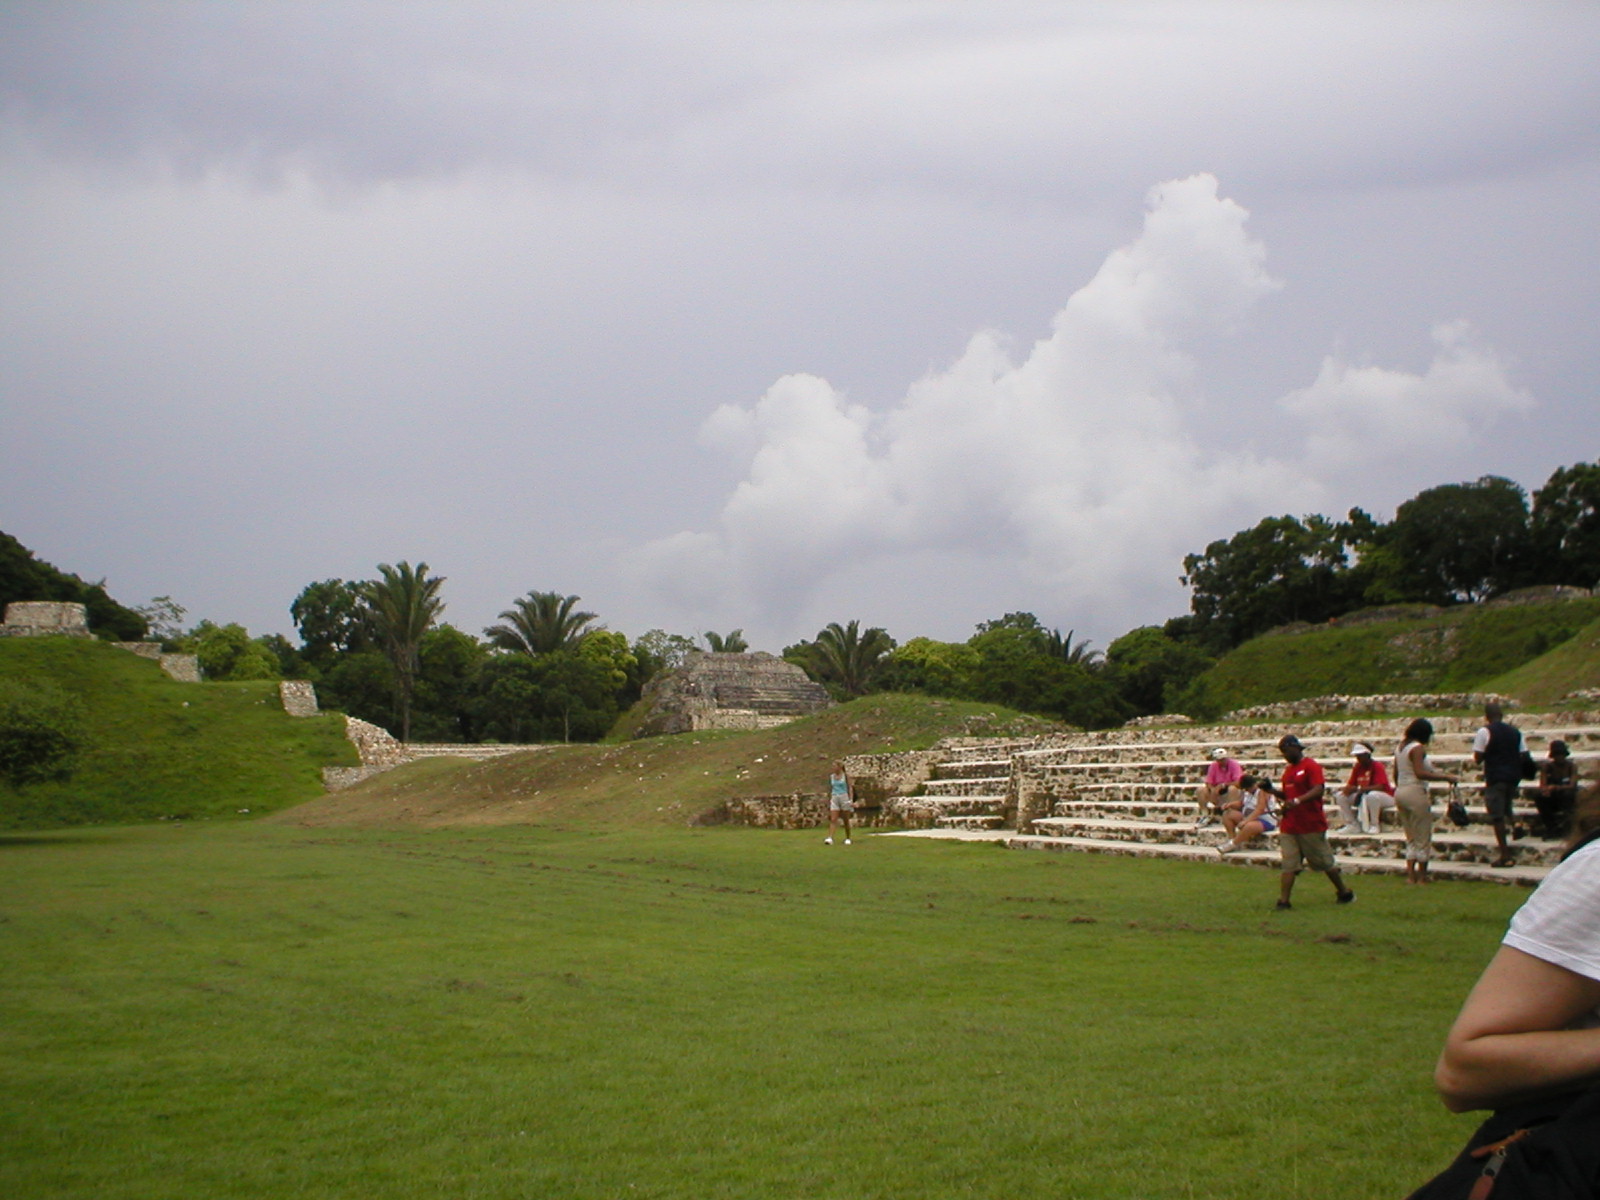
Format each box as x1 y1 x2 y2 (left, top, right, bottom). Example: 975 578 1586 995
863 712 1600 885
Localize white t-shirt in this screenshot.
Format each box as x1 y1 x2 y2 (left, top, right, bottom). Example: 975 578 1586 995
1472 724 1528 756
1504 840 1600 1010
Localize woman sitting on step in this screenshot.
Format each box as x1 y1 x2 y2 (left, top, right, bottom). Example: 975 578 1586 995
1218 775 1277 856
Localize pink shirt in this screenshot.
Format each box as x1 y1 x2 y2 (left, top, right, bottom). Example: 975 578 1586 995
1205 758 1243 788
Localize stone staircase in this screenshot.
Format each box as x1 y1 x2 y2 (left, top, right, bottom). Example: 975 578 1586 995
874 714 1600 885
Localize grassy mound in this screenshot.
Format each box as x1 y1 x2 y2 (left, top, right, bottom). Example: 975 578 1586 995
1484 612 1600 706
1176 597 1600 716
0 638 356 829
278 693 1065 829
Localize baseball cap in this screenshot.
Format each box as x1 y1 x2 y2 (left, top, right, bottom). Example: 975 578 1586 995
1350 743 1372 757
1210 747 1228 760
1278 735 1303 751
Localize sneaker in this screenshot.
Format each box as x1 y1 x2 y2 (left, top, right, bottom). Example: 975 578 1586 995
1274 900 1292 911
1337 889 1356 905
844 838 852 845
824 837 833 845
1217 843 1239 856
1196 815 1215 829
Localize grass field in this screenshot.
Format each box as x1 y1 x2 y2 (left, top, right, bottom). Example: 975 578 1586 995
0 820 1520 1199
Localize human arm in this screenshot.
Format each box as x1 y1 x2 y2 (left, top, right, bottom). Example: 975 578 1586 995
1434 945 1600 1112
1408 743 1458 785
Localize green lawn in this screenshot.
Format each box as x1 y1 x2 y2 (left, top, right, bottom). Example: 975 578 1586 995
0 822 1514 1199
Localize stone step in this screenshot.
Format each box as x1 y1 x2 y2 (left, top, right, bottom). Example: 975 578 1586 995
935 814 1008 831
1046 786 1545 821
1024 753 1597 788
1027 816 1566 866
1016 730 1600 768
934 759 1014 780
923 776 1010 796
999 834 1550 886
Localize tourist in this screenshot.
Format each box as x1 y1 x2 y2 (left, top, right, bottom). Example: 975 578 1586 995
1533 740 1580 839
1472 701 1527 868
1394 718 1459 886
1431 782 1600 1117
1336 742 1394 834
824 762 854 845
1216 774 1276 855
1195 746 1243 829
1264 734 1355 910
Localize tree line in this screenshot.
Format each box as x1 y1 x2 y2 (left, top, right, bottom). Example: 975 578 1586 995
1173 462 1600 655
2 459 1596 739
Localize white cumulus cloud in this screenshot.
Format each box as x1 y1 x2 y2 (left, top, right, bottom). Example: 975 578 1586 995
1281 321 1533 467
628 174 1531 645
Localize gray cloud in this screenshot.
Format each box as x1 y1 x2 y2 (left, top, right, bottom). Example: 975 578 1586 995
1 3 1596 653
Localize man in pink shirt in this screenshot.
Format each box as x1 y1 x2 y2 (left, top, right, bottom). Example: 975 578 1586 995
1196 747 1243 829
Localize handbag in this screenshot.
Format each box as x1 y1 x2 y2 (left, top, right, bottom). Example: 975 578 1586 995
1447 786 1472 828
1404 1084 1600 1199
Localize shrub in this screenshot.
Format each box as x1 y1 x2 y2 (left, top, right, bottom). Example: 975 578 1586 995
0 677 87 786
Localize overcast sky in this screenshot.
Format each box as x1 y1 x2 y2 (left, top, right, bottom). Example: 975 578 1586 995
3 2 1597 655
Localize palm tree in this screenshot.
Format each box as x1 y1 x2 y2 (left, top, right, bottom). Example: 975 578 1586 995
704 629 749 653
361 561 445 742
796 620 895 697
1045 627 1103 670
485 591 598 657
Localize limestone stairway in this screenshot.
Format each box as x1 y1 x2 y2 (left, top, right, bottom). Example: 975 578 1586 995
885 716 1600 885
894 738 1056 831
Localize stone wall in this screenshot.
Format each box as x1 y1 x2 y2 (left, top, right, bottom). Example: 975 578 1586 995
1221 692 1513 722
1 601 93 638
279 680 319 717
696 791 912 829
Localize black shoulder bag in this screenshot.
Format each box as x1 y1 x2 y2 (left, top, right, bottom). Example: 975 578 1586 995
1406 829 1600 1200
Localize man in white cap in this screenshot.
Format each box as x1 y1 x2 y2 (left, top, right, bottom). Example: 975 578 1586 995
1195 746 1243 828
1335 742 1394 834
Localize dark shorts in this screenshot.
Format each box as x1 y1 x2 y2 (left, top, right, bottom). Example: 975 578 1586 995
1279 831 1336 873
1483 780 1518 822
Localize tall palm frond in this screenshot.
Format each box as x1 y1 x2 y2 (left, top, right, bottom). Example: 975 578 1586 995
704 629 749 653
1045 627 1103 670
485 591 599 657
800 620 895 697
361 561 445 741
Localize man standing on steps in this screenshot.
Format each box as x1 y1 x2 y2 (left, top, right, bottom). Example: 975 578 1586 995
1472 701 1526 868
825 762 854 846
1264 734 1356 911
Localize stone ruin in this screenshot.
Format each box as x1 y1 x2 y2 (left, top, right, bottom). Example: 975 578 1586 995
2 601 94 638
2 600 200 681
630 651 833 738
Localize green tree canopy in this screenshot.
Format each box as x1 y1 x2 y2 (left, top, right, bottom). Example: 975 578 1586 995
1532 461 1600 588
188 622 282 682
361 562 446 742
0 530 147 641
1181 514 1361 651
290 579 376 669
1380 476 1532 604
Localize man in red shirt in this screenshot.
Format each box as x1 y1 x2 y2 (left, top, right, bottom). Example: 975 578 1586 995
1264 734 1356 911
